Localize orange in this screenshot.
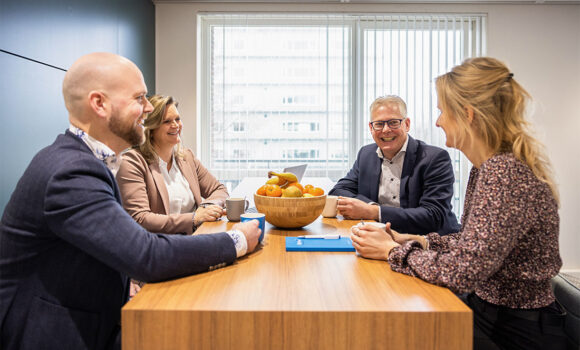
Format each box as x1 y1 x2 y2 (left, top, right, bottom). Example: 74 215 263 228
304 184 314 193
256 184 268 196
286 182 304 194
265 184 282 197
308 187 324 196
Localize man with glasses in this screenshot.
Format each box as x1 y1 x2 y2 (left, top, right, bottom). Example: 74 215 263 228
330 95 459 235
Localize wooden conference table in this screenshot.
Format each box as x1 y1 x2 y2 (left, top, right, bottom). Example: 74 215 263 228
122 181 472 350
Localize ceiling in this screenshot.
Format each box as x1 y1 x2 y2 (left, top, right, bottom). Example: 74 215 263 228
152 0 580 4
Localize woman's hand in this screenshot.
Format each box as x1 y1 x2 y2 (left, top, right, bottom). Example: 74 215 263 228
350 223 400 261
384 223 429 249
383 223 411 245
194 204 225 223
129 280 143 298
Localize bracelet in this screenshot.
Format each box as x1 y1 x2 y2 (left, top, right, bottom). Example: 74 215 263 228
192 211 201 232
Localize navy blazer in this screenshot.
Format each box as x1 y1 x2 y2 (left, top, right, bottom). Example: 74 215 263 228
330 136 460 235
0 131 237 350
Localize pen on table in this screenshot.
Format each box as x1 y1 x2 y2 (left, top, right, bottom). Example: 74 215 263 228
297 234 341 239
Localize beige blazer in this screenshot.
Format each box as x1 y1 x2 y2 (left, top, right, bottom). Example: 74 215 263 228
117 148 229 235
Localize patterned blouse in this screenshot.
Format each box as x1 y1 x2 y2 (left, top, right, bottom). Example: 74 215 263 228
388 153 561 309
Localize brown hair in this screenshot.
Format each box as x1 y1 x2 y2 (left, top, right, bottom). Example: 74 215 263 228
137 94 184 163
436 57 558 204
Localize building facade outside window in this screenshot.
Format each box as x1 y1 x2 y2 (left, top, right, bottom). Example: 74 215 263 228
199 14 486 218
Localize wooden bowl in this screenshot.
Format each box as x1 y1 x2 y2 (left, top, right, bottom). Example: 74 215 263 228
254 194 327 229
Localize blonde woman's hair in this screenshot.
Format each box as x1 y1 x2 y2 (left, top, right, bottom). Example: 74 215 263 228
137 94 184 164
369 95 407 119
436 57 559 204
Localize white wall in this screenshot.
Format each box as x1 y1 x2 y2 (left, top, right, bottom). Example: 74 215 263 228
155 2 580 271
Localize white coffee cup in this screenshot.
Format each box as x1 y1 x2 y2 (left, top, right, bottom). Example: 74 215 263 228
322 195 338 217
226 197 249 221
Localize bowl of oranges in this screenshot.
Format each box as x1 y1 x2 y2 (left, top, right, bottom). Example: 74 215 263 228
254 172 326 229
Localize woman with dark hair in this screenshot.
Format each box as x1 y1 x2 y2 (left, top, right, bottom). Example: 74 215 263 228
350 57 567 349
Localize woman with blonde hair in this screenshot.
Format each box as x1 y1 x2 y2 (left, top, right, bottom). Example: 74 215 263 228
117 95 228 236
351 57 567 349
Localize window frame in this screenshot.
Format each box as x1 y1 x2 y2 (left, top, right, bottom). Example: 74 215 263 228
198 13 486 217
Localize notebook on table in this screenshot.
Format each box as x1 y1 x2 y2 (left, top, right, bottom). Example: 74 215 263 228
285 236 355 252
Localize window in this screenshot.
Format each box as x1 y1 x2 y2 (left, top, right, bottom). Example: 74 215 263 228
232 121 245 132
283 149 320 159
199 14 486 218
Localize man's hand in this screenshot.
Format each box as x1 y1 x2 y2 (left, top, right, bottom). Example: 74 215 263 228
337 197 379 220
350 223 400 261
233 220 261 253
194 204 225 223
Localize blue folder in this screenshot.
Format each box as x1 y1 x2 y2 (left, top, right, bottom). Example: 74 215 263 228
285 236 355 252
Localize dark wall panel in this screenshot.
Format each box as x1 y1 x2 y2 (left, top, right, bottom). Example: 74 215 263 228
0 0 155 213
117 0 156 91
0 53 68 205
0 0 118 70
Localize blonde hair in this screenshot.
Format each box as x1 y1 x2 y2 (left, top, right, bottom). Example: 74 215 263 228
436 57 559 204
369 95 407 119
137 94 184 164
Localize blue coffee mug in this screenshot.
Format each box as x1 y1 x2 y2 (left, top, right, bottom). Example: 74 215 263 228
240 212 266 243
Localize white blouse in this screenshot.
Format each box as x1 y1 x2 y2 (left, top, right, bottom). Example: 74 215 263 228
158 155 247 258
158 156 196 214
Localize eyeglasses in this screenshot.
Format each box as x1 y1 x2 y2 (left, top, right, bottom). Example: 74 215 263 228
370 118 405 131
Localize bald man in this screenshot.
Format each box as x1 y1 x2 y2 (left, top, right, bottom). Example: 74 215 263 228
0 53 261 350
330 95 460 235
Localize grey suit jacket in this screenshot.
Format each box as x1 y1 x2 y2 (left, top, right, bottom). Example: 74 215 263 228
0 131 236 350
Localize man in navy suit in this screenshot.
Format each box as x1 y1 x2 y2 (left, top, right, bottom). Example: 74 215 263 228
330 95 459 235
0 52 261 350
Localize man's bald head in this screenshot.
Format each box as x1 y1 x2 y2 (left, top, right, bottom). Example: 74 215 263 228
61 52 152 154
62 52 142 119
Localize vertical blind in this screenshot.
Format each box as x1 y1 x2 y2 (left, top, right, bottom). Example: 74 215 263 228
198 13 486 218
